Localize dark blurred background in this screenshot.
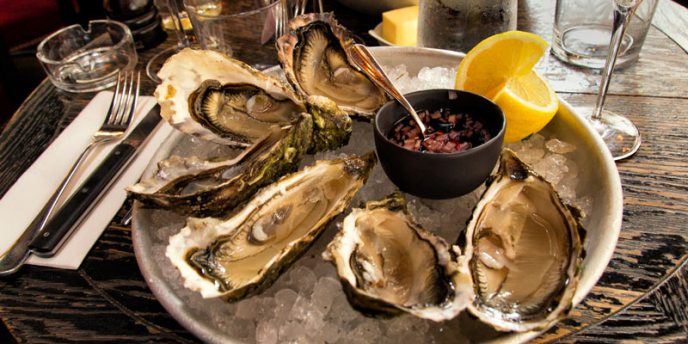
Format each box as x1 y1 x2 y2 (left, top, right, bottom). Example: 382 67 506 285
0 0 106 130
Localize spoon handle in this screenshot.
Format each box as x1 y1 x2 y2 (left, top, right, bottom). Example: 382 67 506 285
349 44 427 134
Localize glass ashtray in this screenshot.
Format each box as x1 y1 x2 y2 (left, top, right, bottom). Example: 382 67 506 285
36 20 138 93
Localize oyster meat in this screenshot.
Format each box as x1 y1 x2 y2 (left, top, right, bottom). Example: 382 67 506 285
324 192 474 322
463 149 585 332
155 48 305 146
127 114 313 217
188 80 302 144
277 13 388 119
166 153 376 300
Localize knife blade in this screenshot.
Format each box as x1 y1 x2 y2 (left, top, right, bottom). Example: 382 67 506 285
0 104 162 275
27 105 162 257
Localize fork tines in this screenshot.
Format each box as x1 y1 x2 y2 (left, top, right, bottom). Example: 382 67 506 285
106 71 140 131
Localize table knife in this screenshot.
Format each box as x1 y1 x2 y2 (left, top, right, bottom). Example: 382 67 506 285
0 105 161 275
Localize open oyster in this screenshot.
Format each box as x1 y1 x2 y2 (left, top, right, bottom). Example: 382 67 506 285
127 114 313 217
277 13 388 119
166 153 376 300
463 149 585 332
155 48 304 146
324 151 585 330
323 192 474 322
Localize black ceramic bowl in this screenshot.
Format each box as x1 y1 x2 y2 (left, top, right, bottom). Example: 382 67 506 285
374 89 505 199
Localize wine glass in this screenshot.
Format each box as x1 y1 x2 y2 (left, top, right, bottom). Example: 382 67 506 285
588 0 643 160
145 0 194 83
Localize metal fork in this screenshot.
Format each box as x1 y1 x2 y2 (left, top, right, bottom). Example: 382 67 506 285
294 0 306 16
35 71 140 232
294 0 322 16
277 0 289 37
278 0 323 38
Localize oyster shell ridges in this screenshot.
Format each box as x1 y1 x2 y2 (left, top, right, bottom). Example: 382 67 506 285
166 153 377 301
305 95 352 153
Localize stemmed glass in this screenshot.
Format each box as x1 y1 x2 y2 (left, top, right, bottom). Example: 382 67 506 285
145 0 193 83
588 0 643 160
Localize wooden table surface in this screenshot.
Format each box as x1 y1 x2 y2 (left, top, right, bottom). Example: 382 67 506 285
1 0 687 342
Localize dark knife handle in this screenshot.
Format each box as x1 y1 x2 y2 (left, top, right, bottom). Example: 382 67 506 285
28 143 137 257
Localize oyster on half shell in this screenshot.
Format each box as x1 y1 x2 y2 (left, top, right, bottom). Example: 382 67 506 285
463 149 585 332
323 192 474 322
127 114 313 217
324 150 585 330
277 13 388 119
155 48 305 146
166 153 376 300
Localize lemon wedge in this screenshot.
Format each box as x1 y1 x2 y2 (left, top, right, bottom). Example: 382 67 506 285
493 71 558 142
455 31 558 143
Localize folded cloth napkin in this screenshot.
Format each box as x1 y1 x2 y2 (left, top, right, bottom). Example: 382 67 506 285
0 91 173 269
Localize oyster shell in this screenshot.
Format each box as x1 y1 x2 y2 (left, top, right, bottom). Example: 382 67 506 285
323 192 474 322
155 48 305 146
305 95 352 153
463 149 585 332
127 114 313 217
166 153 376 300
277 13 388 119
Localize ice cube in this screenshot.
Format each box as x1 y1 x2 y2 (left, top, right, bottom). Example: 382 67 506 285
256 320 278 344
288 265 317 295
235 296 261 320
278 319 306 342
311 277 341 316
273 288 298 320
546 138 577 154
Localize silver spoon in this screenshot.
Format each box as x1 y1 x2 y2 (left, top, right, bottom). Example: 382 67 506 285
348 44 428 137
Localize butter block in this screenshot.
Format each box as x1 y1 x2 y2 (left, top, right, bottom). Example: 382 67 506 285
382 6 418 46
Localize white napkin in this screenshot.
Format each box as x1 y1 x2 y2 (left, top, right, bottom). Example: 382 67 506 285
0 91 174 269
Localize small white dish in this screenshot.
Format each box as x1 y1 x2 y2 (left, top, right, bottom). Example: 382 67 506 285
368 23 395 46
